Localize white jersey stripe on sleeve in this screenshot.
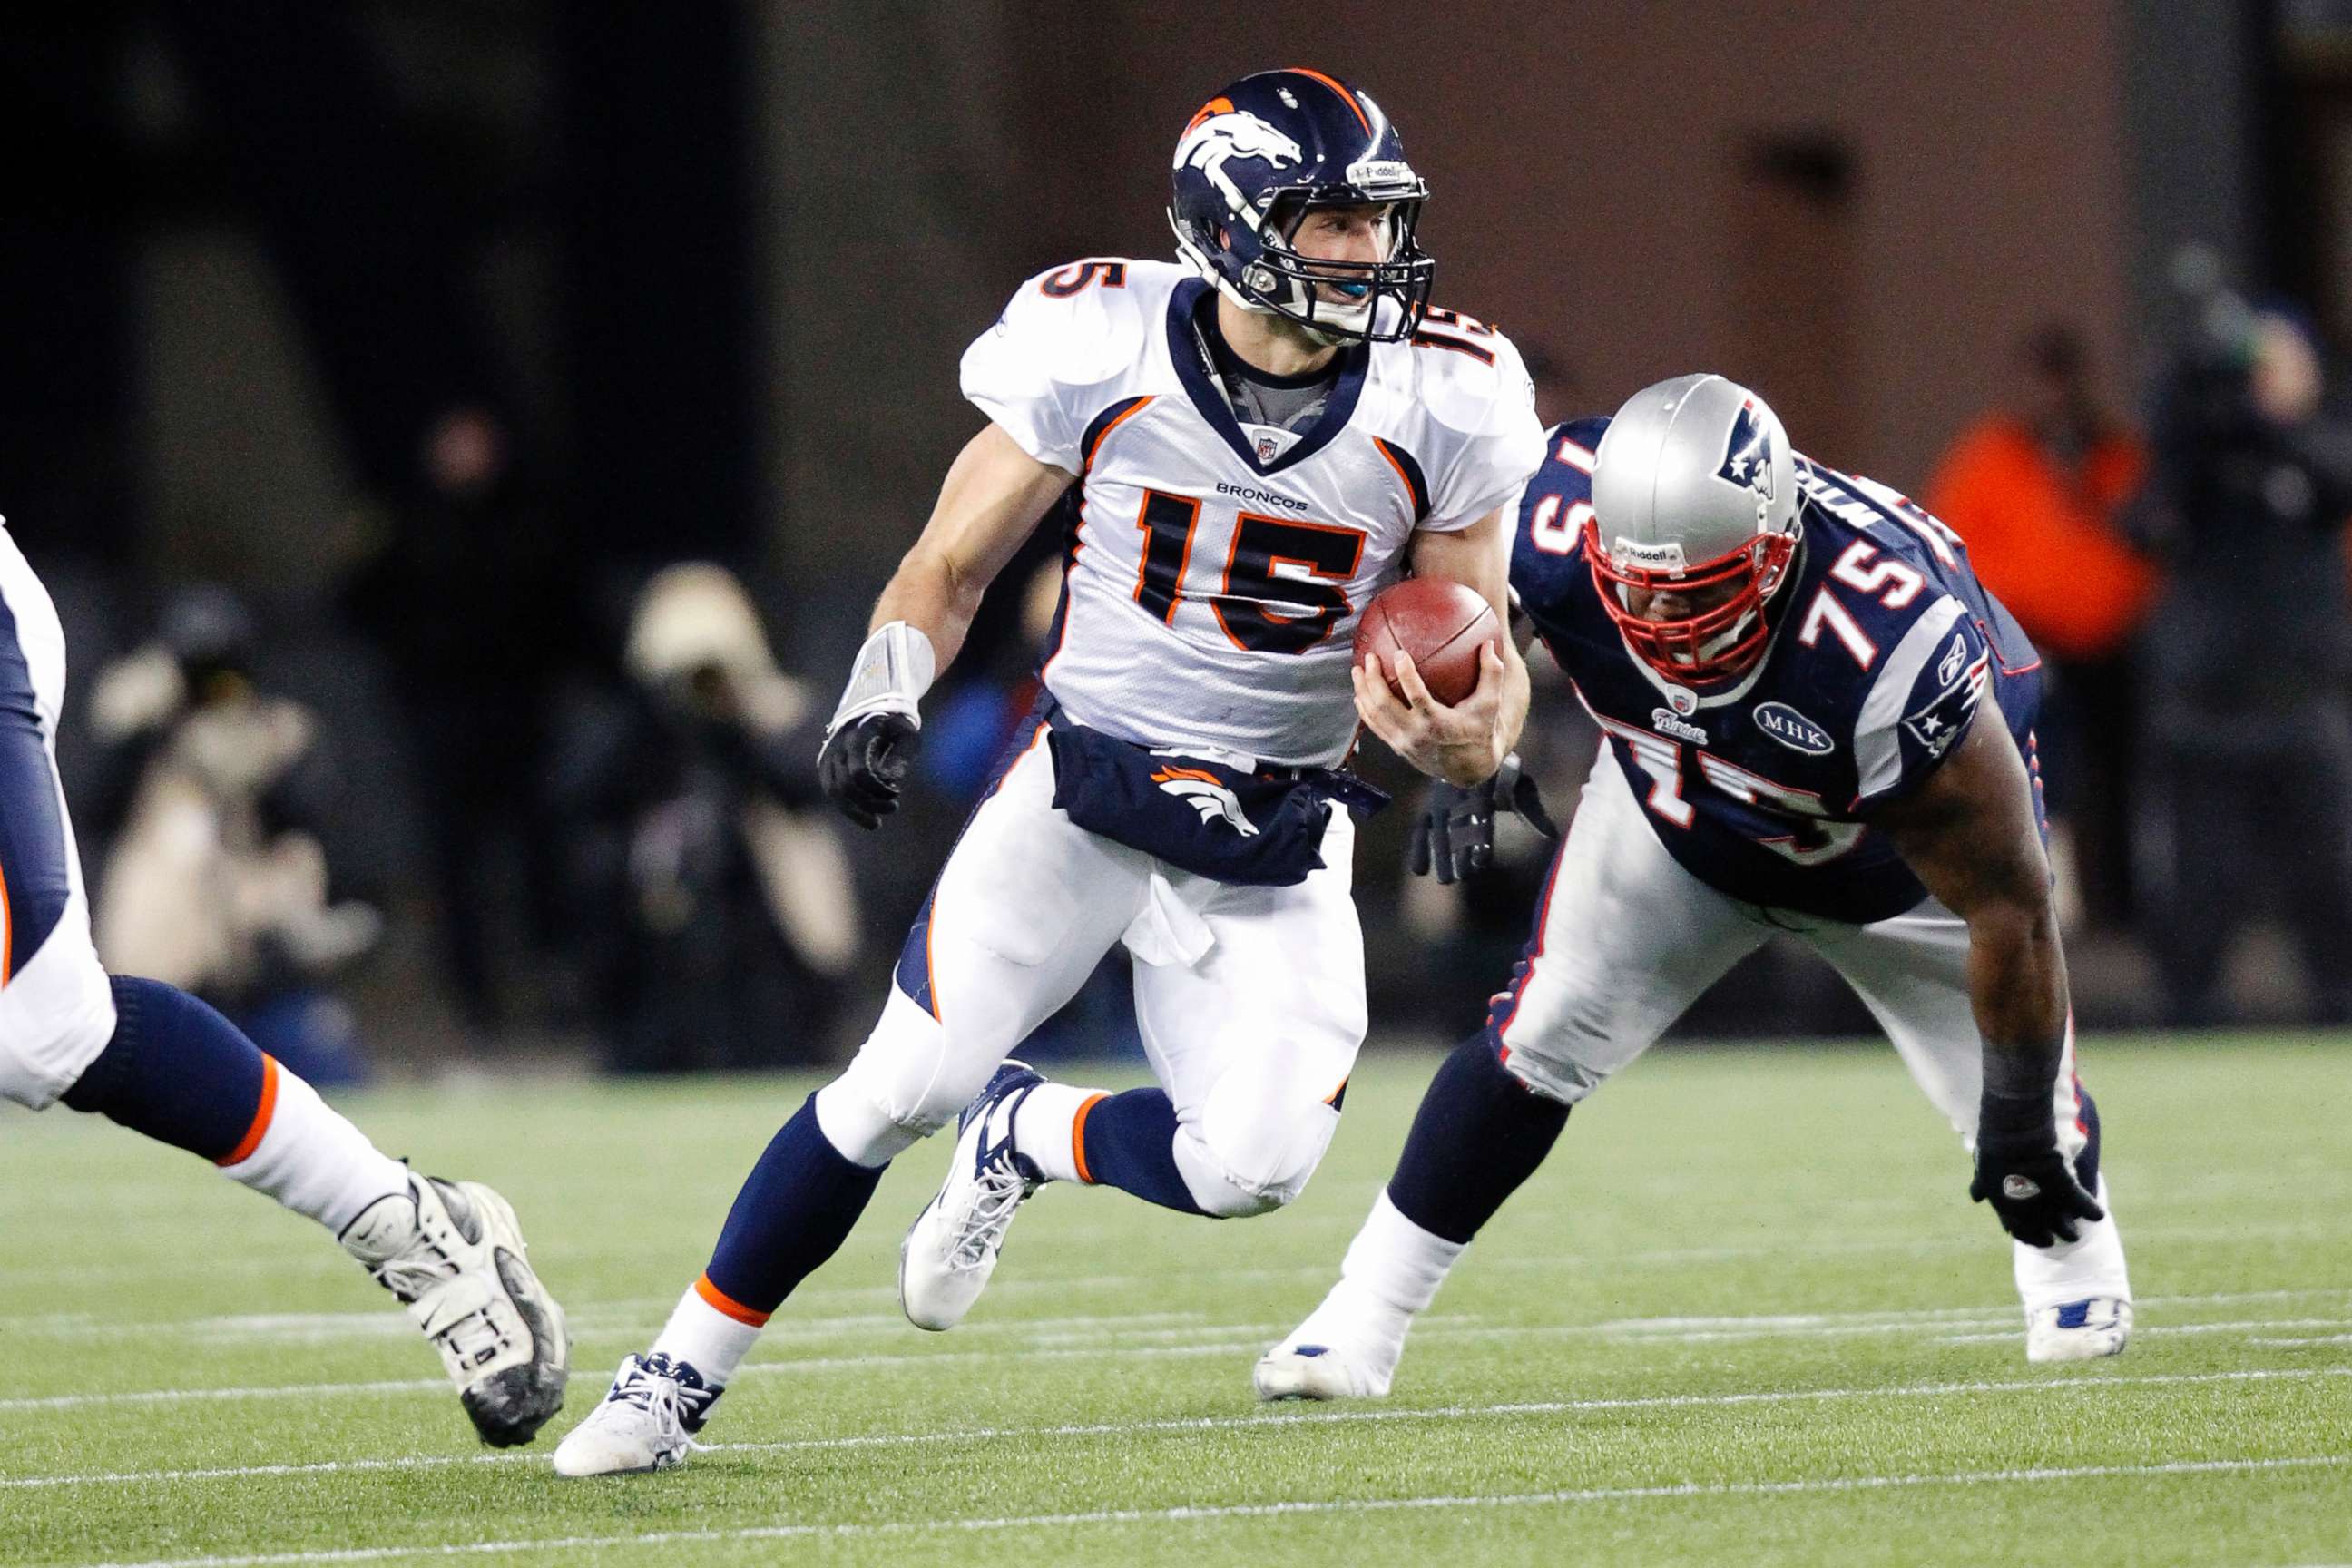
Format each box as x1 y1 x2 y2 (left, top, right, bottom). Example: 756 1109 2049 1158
1853 595 1965 799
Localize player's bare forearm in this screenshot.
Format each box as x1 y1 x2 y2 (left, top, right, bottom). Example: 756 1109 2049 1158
1875 715 2071 1090
867 423 1074 671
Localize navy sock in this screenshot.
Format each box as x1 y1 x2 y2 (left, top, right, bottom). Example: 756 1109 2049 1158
2073 1083 2102 1196
702 1095 887 1316
1076 1087 1209 1216
1386 1036 1571 1245
60 976 270 1163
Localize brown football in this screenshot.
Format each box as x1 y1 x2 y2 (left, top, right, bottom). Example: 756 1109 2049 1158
1353 577 1500 708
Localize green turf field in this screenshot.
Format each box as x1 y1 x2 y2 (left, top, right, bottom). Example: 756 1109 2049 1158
3 1036 2347 1567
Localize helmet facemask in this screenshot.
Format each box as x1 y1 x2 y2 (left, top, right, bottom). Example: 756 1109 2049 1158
1583 519 1799 687
1235 191 1434 344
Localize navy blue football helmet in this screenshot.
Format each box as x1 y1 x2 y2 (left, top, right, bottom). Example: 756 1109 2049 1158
1168 68 1434 344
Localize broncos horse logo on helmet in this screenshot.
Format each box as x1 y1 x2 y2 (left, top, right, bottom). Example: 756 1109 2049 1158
1168 68 1435 345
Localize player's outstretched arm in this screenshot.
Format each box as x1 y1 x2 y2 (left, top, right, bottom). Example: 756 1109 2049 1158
818 424 1075 828
871 423 1077 666
1357 508 1531 788
1874 716 2102 1248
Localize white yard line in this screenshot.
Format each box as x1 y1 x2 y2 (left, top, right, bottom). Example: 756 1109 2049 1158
4 1367 2344 1492
10 1293 2350 1412
13 1215 2323 1292
1936 1319 2352 1346
63 1455 2352 1568
9 1298 2342 1419
3 1283 2337 1338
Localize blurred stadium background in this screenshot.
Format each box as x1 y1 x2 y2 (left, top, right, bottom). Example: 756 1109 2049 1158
9 0 2352 1083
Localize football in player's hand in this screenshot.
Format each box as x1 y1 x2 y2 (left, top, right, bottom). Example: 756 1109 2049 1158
1354 578 1499 708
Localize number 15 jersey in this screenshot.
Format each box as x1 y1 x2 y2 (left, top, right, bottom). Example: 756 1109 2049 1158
962 258 1544 768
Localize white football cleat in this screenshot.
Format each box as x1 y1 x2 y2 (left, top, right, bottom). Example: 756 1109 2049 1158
342 1175 569 1446
1254 1287 1408 1401
553 1353 720 1477
2026 1297 2133 1363
899 1060 1045 1332
1253 1338 1393 1401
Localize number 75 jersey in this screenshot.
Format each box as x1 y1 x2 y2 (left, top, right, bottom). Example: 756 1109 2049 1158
1514 417 2046 925
962 258 1544 768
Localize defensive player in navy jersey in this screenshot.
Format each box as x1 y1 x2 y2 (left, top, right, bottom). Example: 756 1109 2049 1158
1258 373 2132 1400
555 69 1544 1475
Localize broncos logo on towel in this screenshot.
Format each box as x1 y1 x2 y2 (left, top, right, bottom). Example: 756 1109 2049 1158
1150 767 1262 837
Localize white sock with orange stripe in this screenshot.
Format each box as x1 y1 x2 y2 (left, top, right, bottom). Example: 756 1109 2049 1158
217 1057 410 1235
1011 1082 1107 1185
652 1277 766 1387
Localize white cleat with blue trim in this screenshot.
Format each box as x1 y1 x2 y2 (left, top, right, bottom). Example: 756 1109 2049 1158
552 1353 720 1477
899 1060 1046 1332
1253 1287 1407 1401
2026 1296 2132 1363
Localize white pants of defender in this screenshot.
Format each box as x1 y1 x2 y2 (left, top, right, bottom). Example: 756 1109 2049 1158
0 528 118 1110
1495 749 2129 1312
817 723 1365 1217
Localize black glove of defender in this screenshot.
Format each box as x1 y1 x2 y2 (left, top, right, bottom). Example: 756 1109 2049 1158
1969 1090 2104 1248
818 711 921 830
1407 752 1560 885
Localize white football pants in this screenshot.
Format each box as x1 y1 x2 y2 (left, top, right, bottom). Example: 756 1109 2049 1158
814 718 1366 1215
0 526 119 1110
1493 747 2129 1309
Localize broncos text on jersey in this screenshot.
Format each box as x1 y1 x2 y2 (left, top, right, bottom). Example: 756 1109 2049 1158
961 258 1544 768
1511 417 2044 923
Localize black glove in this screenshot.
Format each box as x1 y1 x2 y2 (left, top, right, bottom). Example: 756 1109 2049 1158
817 712 921 830
1969 1090 2104 1247
1407 752 1560 885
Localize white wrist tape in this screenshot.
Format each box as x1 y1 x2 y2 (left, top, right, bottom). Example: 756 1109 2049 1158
828 621 937 734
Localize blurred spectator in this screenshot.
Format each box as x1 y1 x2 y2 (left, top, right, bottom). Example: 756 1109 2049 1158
547 564 859 1073
1927 326 2155 929
85 586 380 1085
2129 303 2352 1024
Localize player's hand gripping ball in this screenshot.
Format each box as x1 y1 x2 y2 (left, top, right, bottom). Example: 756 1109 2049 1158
1353 577 1500 708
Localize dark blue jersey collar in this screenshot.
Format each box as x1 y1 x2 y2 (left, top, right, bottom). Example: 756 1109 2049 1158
1166 278 1368 477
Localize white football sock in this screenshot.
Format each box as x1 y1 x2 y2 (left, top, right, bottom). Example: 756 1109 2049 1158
218 1058 411 1235
652 1281 765 1387
1011 1081 1105 1186
1336 1189 1466 1319
2013 1174 2132 1314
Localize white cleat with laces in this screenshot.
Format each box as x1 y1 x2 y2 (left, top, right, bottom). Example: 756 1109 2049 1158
899 1060 1046 1332
340 1174 570 1446
553 1353 721 1476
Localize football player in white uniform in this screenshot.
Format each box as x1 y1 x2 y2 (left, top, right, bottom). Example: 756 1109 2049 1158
0 523 568 1446
557 67 1545 1475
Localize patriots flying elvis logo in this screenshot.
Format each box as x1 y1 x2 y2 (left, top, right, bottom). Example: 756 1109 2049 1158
1717 400 1776 502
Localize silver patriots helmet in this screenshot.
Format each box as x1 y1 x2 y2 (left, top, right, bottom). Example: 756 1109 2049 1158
1585 374 1801 684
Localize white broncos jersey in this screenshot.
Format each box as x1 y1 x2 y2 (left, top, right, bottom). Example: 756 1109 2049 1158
962 258 1544 768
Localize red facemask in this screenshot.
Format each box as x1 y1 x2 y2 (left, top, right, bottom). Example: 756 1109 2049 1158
1583 516 1798 686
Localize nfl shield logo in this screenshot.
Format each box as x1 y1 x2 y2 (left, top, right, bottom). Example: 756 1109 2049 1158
1257 433 1280 462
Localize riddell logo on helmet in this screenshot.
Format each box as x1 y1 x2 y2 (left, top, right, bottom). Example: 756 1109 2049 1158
1612 538 1687 573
